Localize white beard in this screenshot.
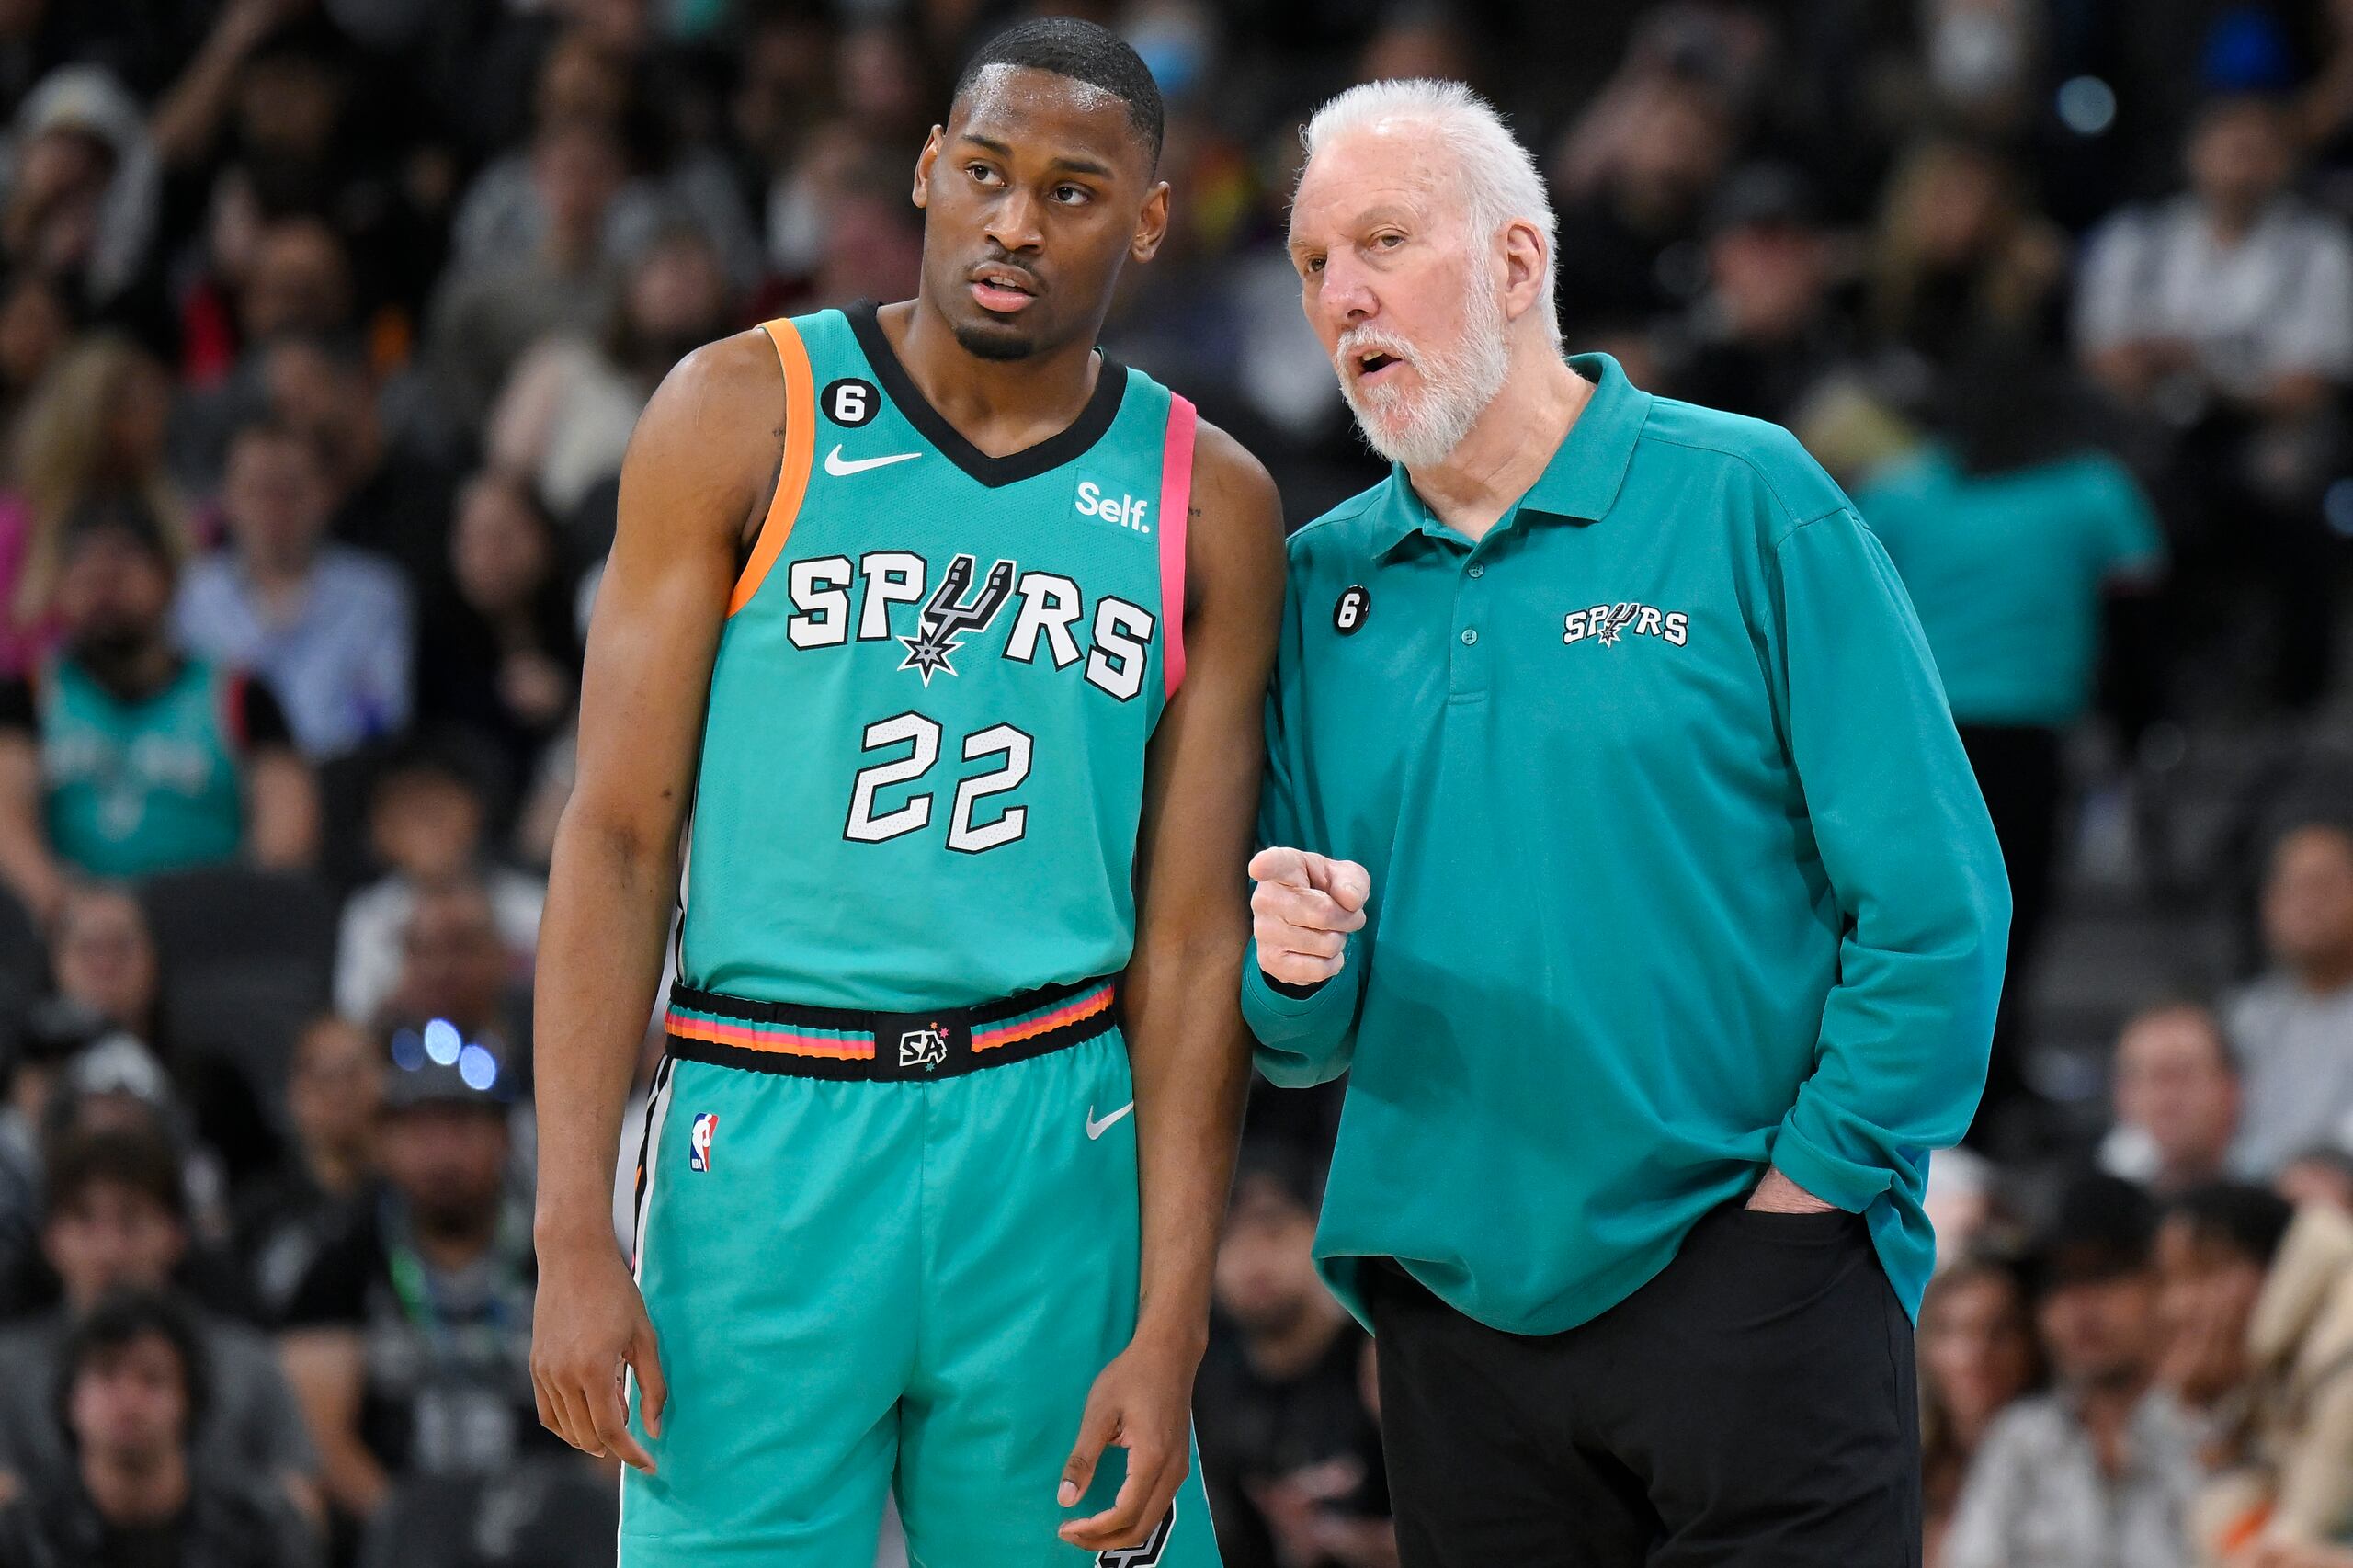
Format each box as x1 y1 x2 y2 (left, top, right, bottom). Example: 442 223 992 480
1336 279 1512 470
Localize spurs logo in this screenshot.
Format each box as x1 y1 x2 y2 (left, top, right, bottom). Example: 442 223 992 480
897 1028 949 1070
1564 601 1689 649
898 554 1016 684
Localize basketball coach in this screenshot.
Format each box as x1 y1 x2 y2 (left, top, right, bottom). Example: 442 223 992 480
1242 78 2010 1568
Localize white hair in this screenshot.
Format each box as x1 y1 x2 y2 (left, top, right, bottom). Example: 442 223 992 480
1301 78 1560 348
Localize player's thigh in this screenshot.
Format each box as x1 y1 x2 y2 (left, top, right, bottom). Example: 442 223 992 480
897 1031 1221 1568
620 1058 920 1565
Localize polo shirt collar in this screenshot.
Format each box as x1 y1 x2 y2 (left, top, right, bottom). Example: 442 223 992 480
1371 352 1653 559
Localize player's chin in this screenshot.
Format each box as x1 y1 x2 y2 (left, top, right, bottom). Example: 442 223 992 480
948 311 1046 362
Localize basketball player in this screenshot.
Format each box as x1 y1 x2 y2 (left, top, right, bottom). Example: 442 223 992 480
527 20 1281 1567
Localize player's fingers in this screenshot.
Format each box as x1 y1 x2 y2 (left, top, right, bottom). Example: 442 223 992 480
544 1370 603 1457
1246 846 1311 890
1057 1400 1120 1508
589 1363 658 1473
629 1318 667 1440
1060 1442 1174 1549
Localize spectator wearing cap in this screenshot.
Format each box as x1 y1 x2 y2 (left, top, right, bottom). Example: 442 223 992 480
233 1016 379 1324
1945 1175 2200 1568
0 1289 318 1568
1 64 160 321
371 875 534 1086
279 1051 552 1532
333 751 542 1031
1847 356 2163 1143
1665 163 1850 426
2103 1001 2246 1194
1197 1142 1391 1568
2227 819 2353 1176
175 418 413 761
0 1126 318 1520
2180 1187 2353 1560
0 494 316 923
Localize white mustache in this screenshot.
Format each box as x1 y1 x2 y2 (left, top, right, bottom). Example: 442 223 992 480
1335 328 1416 374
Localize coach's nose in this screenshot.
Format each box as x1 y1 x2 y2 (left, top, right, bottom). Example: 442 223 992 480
1316 251 1379 333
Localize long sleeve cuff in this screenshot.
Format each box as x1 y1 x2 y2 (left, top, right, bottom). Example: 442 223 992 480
1242 936 1363 1085
1768 1092 1900 1215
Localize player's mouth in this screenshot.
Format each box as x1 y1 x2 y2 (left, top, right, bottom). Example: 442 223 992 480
969 264 1040 314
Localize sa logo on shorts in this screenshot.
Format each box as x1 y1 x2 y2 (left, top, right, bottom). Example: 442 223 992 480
688 1112 718 1173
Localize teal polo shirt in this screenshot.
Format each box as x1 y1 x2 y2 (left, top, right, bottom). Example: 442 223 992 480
1857 444 2164 729
1244 354 2009 1336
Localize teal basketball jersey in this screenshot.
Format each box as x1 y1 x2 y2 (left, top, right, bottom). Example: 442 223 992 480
40 653 247 879
676 302 1196 1012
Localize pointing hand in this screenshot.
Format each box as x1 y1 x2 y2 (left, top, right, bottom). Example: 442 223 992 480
1248 847 1371 987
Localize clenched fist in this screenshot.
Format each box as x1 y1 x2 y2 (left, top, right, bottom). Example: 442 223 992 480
1249 847 1371 987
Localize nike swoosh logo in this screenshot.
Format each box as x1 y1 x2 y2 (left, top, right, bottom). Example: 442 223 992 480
824 444 923 477
1086 1102 1134 1141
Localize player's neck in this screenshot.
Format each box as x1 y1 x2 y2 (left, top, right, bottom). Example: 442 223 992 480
885 297 1105 460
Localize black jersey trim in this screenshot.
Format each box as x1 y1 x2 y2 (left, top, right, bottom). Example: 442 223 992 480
846 299 1129 489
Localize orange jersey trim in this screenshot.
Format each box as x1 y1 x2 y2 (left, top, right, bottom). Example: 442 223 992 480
726 318 818 615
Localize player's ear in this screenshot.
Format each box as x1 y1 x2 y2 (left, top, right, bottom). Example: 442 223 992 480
1131 179 1171 264
913 126 945 210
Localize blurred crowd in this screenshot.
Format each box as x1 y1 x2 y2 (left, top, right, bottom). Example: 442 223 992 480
6 0 2353 1565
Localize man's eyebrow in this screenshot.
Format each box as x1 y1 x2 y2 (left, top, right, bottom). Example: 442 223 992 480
1290 202 1417 250
954 132 1114 179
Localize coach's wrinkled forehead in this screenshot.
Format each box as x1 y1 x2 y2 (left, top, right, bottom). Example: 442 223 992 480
1288 119 1470 259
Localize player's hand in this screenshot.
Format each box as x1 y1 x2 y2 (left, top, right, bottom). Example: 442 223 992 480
1249 846 1370 986
530 1233 665 1473
1056 1331 1197 1552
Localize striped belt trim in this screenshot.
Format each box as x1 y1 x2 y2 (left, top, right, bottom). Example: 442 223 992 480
661 974 1120 1081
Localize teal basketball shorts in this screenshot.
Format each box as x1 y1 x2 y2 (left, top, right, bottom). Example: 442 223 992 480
618 974 1221 1568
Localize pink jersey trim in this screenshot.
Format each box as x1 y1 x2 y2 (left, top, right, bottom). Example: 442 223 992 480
1157 395 1198 702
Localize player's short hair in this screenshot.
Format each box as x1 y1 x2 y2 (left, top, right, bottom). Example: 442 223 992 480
1300 78 1561 348
952 17 1165 169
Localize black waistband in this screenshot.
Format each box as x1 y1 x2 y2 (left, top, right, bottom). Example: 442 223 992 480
662 973 1121 1082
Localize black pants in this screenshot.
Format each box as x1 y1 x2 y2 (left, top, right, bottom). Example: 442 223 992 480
1955 722 2063 1145
1367 1202 1920 1568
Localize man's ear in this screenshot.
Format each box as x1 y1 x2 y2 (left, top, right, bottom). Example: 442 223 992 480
913 126 944 210
1500 216 1549 328
1131 180 1172 264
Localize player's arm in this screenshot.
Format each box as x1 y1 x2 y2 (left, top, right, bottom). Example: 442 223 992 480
529 329 781 1472
1059 418 1285 1551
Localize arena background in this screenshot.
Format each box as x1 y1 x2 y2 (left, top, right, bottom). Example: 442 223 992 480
1 1 2352 1564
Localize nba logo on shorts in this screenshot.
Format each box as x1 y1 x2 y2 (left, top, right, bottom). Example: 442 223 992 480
688 1113 718 1173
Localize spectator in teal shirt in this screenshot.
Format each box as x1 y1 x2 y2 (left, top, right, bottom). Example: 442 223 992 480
1852 352 2165 1149
1246 80 2007 1568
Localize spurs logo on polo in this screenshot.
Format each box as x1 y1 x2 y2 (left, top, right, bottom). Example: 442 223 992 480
1564 601 1689 648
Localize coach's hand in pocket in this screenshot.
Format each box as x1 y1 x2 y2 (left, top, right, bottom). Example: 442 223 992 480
531 1235 666 1473
1250 847 1371 986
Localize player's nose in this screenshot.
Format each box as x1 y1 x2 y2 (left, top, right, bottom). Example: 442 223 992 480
983 187 1046 254
1315 251 1378 327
